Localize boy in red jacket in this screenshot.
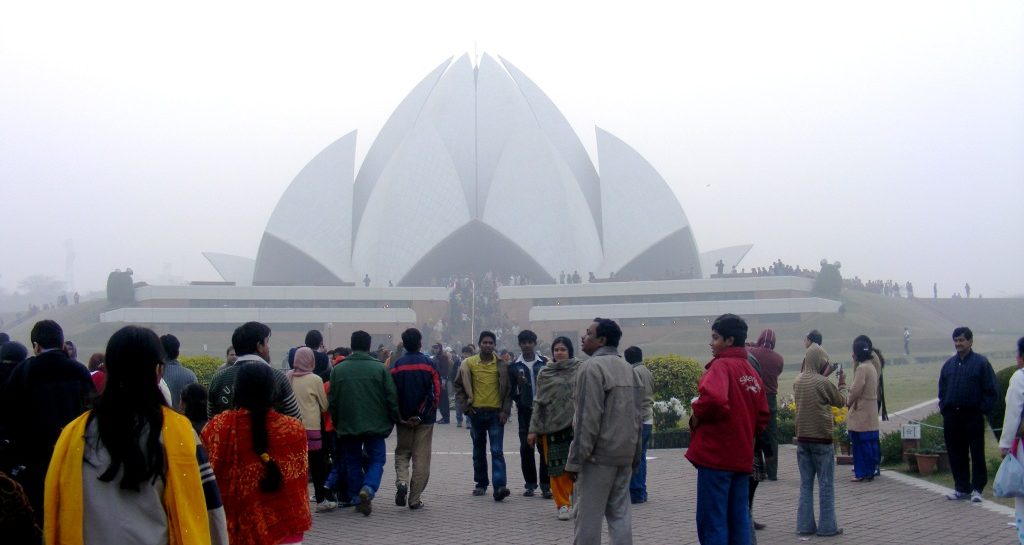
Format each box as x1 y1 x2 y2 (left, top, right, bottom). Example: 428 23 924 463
685 313 770 545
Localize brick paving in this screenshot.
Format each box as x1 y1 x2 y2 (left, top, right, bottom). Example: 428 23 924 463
304 418 1018 545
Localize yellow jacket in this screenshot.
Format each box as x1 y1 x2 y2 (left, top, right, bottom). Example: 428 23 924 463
44 406 212 545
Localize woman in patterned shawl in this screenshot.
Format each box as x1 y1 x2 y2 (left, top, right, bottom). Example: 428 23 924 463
203 363 310 545
527 336 582 521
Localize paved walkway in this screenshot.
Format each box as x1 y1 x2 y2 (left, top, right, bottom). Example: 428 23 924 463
304 419 1018 545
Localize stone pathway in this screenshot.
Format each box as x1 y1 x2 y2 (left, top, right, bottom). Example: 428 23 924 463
303 419 1018 544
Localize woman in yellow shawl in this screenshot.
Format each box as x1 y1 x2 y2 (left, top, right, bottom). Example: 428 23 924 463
45 325 228 545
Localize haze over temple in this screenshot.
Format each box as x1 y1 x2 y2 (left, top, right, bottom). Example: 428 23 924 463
102 54 838 346
209 53 707 287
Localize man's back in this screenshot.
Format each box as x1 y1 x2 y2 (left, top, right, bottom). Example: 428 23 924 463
0 350 94 461
330 352 399 437
162 359 197 410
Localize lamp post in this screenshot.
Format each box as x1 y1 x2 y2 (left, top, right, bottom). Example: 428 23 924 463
470 278 476 343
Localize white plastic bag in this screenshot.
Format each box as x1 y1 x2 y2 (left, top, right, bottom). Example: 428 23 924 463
993 452 1024 498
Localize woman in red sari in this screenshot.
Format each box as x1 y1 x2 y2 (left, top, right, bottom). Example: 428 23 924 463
203 363 310 545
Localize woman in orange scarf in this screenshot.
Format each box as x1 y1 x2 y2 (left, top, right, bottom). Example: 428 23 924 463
203 363 310 545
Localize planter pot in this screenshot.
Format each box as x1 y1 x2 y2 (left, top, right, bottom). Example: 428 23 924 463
837 441 851 455
835 454 854 465
649 430 691 449
916 454 940 476
906 453 918 473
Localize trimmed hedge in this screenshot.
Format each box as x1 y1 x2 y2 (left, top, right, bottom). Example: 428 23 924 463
180 355 222 388
645 354 703 409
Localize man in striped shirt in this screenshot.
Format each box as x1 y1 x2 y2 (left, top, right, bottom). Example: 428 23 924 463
206 321 301 420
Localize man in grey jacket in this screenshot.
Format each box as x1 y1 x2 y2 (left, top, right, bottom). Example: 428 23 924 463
565 318 643 545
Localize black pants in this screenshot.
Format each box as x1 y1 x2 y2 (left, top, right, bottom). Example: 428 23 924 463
943 409 987 494
517 407 549 490
766 393 778 480
309 448 331 502
438 383 450 422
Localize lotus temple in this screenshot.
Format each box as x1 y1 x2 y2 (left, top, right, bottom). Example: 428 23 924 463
101 54 839 347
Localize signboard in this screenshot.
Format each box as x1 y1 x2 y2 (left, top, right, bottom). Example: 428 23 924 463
901 423 921 440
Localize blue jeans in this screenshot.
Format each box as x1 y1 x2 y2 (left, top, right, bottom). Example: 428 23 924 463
340 435 386 503
849 430 880 479
630 423 653 502
695 466 750 545
469 410 506 490
796 442 838 535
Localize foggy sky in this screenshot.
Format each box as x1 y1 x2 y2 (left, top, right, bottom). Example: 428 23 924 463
2 1 1022 297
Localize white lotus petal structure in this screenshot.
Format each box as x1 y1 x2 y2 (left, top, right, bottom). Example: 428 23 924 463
243 54 704 286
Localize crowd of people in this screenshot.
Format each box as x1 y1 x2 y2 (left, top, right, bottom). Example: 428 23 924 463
0 315 1020 545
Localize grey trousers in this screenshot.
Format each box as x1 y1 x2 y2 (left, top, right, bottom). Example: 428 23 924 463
394 424 434 505
574 462 633 545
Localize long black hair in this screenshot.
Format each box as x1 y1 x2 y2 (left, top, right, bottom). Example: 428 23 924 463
233 363 283 492
93 325 167 490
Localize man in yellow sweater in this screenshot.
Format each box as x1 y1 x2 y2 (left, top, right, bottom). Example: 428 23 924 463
454 331 512 501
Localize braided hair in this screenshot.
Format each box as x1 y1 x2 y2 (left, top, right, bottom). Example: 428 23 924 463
232 363 283 492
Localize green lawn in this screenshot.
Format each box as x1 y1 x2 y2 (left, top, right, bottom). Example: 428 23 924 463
777 358 948 413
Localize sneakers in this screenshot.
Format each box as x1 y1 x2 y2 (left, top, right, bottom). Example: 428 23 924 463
457 422 463 428
494 486 511 501
523 488 535 497
409 501 424 510
395 482 408 506
541 488 553 499
946 490 970 501
472 487 487 496
971 490 983 503
315 500 337 513
557 505 572 520
356 487 373 516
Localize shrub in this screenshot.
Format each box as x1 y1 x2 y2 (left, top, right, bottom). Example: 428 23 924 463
776 397 796 444
180 355 222 388
990 365 1017 440
919 412 946 451
645 354 703 411
880 430 902 465
812 261 842 300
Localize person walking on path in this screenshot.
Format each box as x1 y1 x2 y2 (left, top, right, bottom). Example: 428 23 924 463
328 330 400 516
939 326 998 502
793 343 848 537
431 343 452 424
686 314 770 545
390 328 441 510
454 331 512 501
747 328 783 480
204 363 311 545
206 322 301 421
998 336 1024 544
625 346 654 504
509 329 550 498
288 347 333 512
528 336 582 520
46 326 228 545
0 319 95 524
847 338 880 481
159 334 197 411
903 328 911 356
565 318 642 545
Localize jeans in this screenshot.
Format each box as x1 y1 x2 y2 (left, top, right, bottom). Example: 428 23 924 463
469 410 506 490
695 466 750 545
849 430 880 479
796 442 838 535
943 409 987 494
630 423 653 502
517 407 548 490
340 435 387 503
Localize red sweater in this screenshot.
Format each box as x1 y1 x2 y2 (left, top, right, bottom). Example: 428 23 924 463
685 347 770 473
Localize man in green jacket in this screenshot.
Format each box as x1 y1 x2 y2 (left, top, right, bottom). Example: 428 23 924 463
329 330 400 516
